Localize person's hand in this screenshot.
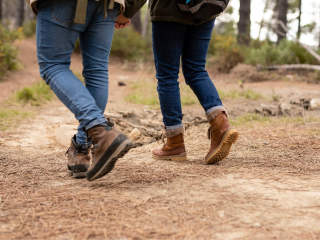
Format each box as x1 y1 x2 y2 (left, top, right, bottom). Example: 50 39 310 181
115 15 131 29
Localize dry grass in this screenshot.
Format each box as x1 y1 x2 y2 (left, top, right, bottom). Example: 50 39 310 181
1 116 320 239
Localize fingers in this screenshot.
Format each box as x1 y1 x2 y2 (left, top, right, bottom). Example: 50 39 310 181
115 19 131 29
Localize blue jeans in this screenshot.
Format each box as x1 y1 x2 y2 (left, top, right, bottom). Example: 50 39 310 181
37 0 119 146
152 20 223 130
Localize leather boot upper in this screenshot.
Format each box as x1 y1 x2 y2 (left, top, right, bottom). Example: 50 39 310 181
153 133 186 157
87 122 122 171
205 113 231 159
66 135 90 168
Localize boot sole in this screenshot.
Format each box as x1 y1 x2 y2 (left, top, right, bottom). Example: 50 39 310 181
86 136 133 181
73 171 87 179
205 127 239 165
152 152 187 161
68 165 88 179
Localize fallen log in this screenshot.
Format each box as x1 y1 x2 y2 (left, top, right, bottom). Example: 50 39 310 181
259 64 320 71
278 21 320 64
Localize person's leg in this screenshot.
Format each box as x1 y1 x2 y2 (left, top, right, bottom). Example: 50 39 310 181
75 4 119 147
152 21 186 135
37 0 107 132
182 19 239 164
152 21 187 161
181 19 223 114
37 0 132 180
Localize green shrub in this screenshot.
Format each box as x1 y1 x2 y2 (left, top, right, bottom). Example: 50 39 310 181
245 40 319 66
0 109 33 131
0 25 23 77
208 33 245 73
125 79 199 107
111 26 152 61
23 20 37 38
16 81 54 105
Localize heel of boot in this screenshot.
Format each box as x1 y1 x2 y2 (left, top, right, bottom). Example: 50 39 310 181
152 152 187 161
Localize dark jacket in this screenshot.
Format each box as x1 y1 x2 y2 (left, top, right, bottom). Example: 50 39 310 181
149 0 215 25
123 0 147 18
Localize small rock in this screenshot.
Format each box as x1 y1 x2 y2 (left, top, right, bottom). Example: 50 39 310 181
143 137 156 145
118 81 127 86
118 121 128 128
132 142 144 148
279 102 292 116
253 222 261 228
310 98 320 110
261 104 279 116
129 128 142 141
0 138 5 145
217 211 225 218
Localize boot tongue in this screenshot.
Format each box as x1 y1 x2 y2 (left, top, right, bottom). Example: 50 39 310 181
72 135 89 155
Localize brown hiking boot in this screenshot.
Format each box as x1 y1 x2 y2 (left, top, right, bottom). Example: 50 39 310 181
152 133 187 161
66 135 90 179
205 113 239 164
86 120 133 181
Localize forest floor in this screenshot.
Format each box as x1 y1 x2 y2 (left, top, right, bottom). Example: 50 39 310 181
0 38 320 240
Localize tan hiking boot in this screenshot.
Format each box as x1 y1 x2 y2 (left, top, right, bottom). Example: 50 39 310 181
205 113 239 164
66 135 90 179
152 133 187 161
86 120 133 181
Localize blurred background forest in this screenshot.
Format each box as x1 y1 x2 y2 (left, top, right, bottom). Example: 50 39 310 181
0 0 320 78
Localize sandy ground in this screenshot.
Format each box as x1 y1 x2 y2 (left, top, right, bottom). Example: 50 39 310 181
0 39 320 239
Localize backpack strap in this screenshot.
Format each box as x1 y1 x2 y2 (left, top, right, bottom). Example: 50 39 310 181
74 0 88 24
75 0 114 24
109 0 115 9
104 0 107 18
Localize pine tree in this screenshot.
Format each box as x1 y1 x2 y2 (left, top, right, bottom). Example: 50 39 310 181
237 0 251 45
277 0 288 43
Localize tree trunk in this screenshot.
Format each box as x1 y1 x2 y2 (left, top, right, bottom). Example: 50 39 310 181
0 0 2 22
237 0 251 45
318 3 320 49
131 10 141 34
277 0 288 44
18 0 25 27
297 0 302 39
141 10 149 39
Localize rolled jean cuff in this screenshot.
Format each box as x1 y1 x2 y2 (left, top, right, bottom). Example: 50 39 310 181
206 106 229 122
85 118 107 131
165 124 185 138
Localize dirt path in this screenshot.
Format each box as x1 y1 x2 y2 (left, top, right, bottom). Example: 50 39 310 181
1 40 320 239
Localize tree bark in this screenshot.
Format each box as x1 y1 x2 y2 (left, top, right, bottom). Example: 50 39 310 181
141 10 149 39
18 0 25 27
318 3 320 49
297 0 302 39
237 0 251 45
277 0 288 44
131 10 141 34
0 0 2 22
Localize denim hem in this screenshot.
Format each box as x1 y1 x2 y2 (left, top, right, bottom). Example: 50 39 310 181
207 107 229 122
165 123 184 130
165 126 185 138
85 118 107 131
205 106 225 115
